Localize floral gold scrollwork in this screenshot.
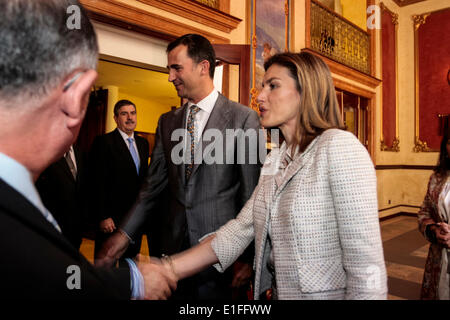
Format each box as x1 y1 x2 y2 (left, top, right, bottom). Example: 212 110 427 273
380 137 400 152
252 34 257 50
412 13 429 30
380 2 398 25
250 87 259 113
413 137 432 152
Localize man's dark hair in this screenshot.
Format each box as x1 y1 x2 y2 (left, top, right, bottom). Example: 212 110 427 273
114 100 136 116
0 0 98 101
167 34 216 79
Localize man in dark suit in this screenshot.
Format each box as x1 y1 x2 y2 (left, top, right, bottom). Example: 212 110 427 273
90 100 149 263
36 145 88 250
97 34 263 300
0 0 174 299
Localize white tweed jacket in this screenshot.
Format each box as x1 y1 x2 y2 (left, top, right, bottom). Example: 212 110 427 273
211 129 387 300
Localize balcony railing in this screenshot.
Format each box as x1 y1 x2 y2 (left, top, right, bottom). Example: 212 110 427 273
309 0 371 74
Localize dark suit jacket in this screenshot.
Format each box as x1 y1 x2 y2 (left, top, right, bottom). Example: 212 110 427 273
123 94 262 257
35 146 87 249
89 129 149 227
0 179 130 299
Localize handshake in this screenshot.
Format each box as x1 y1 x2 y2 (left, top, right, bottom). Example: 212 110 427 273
95 230 179 300
134 254 178 300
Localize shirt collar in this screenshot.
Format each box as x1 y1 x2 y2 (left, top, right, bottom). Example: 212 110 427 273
0 152 47 214
117 128 134 141
187 89 219 114
279 143 299 170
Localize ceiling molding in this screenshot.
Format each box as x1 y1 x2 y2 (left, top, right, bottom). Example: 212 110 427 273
137 0 241 33
391 0 427 7
80 0 229 44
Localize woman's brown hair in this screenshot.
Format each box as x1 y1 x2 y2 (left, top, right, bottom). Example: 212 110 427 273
264 52 345 152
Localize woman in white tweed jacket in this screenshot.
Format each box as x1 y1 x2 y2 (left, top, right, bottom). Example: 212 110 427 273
159 52 387 300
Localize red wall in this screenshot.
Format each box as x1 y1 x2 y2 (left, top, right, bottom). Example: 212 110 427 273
418 9 450 149
381 9 397 148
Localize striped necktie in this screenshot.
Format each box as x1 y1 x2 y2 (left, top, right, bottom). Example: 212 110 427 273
186 105 200 181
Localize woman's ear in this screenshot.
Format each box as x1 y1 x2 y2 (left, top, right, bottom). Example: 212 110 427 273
60 69 98 129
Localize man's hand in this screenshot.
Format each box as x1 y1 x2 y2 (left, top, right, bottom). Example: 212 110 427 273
231 261 253 288
100 218 116 233
94 230 130 268
136 254 177 300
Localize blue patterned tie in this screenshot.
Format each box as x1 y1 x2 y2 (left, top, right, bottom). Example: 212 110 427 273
186 105 200 181
127 137 140 173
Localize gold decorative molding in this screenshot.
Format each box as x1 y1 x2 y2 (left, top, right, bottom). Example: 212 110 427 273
380 2 399 25
380 137 400 152
80 0 229 44
412 13 430 30
250 0 258 113
136 0 241 33
285 0 290 52
250 87 259 113
413 137 432 153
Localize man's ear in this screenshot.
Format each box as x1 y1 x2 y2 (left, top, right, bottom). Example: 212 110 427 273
61 69 98 129
199 60 211 77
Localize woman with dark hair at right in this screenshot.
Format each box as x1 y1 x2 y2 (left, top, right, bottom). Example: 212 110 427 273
418 123 450 300
151 52 387 300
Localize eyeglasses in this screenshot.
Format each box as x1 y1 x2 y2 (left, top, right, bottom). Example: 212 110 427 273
63 71 85 92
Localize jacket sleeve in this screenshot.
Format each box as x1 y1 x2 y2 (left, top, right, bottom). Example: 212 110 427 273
327 131 388 300
121 115 168 240
235 108 263 264
418 173 439 241
210 182 260 272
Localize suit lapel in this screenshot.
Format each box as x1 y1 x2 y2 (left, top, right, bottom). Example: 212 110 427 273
273 135 321 198
135 136 147 164
54 156 76 183
168 104 189 186
0 179 78 259
190 94 231 180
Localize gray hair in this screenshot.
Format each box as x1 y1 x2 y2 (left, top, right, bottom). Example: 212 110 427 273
0 0 98 102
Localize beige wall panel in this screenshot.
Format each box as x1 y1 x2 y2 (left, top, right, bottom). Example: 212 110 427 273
376 169 432 215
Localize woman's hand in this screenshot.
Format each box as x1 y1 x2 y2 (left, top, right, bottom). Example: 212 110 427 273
435 223 450 248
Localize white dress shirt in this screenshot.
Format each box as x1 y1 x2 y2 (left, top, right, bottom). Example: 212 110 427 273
117 128 141 160
65 145 77 172
185 89 219 143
